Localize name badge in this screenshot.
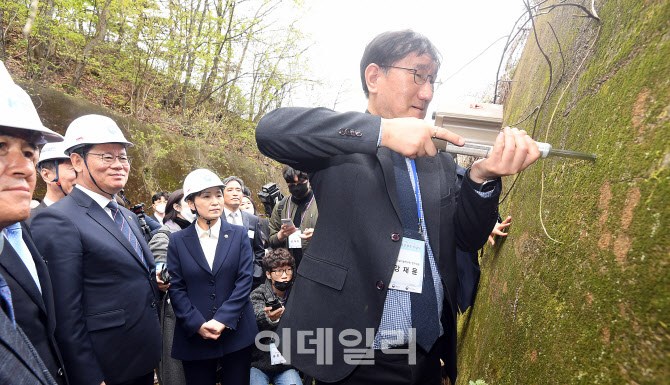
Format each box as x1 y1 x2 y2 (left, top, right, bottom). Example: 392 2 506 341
248 230 255 239
288 230 302 249
270 342 287 365
389 237 425 293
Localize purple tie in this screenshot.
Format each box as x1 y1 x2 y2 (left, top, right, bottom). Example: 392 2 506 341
107 201 146 267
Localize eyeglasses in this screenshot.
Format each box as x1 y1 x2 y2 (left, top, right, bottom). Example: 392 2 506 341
271 267 293 276
87 152 133 166
380 65 439 89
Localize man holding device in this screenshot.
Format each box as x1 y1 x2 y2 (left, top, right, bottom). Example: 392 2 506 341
268 166 318 268
256 29 540 384
249 248 301 385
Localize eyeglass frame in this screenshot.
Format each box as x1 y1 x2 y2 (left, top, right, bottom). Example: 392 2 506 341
86 152 133 166
379 65 439 89
270 267 294 276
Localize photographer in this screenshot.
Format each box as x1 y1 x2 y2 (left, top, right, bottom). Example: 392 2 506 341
249 248 301 385
148 189 192 385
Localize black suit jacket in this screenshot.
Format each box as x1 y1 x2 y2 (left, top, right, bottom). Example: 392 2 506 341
256 107 499 383
224 210 265 288
0 222 67 384
26 200 48 227
30 187 161 385
0 304 58 385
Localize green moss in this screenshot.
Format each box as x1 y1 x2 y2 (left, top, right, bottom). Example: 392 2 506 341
457 0 670 383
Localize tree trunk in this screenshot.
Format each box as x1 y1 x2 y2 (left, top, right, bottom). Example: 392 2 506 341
71 0 113 88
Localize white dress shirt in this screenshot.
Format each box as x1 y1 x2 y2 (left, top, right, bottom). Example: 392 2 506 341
194 218 222 270
75 185 115 219
223 207 242 226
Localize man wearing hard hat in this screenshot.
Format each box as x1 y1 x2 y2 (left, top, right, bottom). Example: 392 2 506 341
0 61 63 384
25 141 77 226
31 114 161 385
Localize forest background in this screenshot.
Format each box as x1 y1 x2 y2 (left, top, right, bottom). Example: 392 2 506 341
1 0 668 383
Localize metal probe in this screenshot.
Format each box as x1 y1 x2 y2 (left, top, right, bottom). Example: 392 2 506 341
431 138 597 161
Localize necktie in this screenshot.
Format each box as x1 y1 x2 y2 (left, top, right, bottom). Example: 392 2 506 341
107 201 146 267
391 151 440 352
4 223 41 293
229 212 240 226
0 270 16 328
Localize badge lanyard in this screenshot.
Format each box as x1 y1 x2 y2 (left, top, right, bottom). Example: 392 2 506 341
285 194 315 226
409 159 424 236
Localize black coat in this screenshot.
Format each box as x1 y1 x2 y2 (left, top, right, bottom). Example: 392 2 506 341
256 107 499 383
31 187 161 385
0 222 67 384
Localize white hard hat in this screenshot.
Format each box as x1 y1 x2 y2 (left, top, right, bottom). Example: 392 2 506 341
183 169 224 198
37 141 70 165
0 61 63 143
63 114 134 154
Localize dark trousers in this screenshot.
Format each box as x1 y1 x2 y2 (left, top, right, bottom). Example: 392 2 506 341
111 371 154 385
182 345 252 385
316 340 443 385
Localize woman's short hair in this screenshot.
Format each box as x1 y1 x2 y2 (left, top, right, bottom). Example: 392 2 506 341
164 189 184 223
262 248 295 272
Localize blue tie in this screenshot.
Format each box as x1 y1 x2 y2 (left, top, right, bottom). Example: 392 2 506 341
0 269 16 328
107 201 146 267
391 151 440 352
4 223 41 293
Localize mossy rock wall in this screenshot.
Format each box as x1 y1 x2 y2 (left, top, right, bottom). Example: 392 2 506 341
21 83 283 208
457 0 669 384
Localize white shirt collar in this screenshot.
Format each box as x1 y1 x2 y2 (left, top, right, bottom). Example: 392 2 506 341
223 207 239 219
195 218 222 239
75 185 114 211
42 197 55 207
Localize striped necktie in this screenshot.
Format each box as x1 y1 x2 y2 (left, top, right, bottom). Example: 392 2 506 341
107 201 146 266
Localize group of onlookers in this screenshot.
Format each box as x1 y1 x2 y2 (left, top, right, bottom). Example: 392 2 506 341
1 27 537 385
0 59 318 385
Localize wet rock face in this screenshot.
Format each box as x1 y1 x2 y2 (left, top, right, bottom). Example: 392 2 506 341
23 83 283 208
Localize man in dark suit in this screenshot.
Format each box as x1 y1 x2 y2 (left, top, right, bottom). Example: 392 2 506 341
221 175 265 289
0 59 64 385
255 30 541 384
149 191 168 225
31 114 161 385
0 222 68 384
26 141 77 227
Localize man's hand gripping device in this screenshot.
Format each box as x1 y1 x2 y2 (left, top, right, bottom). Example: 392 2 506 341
431 103 596 161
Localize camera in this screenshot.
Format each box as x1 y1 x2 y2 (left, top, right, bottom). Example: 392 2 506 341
159 267 172 284
257 182 284 218
130 202 146 215
129 202 152 241
262 293 283 311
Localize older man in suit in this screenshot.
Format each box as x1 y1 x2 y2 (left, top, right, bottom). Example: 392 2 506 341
0 60 62 385
0 221 69 384
31 114 161 385
256 30 541 385
221 175 266 289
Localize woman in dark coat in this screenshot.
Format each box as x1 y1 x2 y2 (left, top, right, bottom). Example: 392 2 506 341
167 169 258 385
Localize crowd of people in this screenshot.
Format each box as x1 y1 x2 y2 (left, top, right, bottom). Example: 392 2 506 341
0 29 538 385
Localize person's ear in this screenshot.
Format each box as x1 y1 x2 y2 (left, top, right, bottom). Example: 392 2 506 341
39 168 53 184
173 203 181 213
70 153 85 174
266 271 272 280
365 63 382 96
188 199 196 212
